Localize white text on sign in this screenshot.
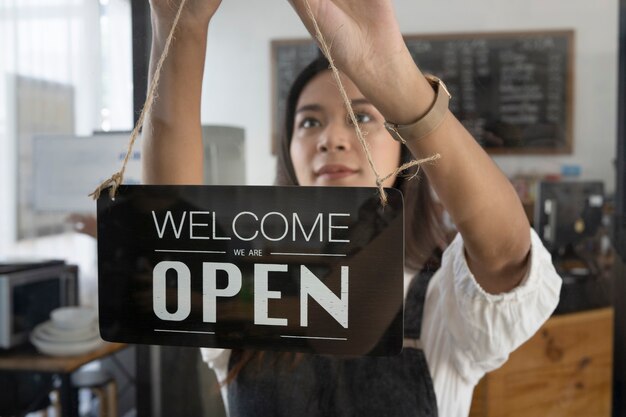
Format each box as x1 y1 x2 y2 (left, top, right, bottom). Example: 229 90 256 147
151 211 351 243
152 261 349 328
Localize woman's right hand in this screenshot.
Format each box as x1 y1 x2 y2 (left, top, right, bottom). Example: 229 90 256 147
149 0 222 29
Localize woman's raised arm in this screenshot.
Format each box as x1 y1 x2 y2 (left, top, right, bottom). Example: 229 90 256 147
288 0 531 294
142 1 222 185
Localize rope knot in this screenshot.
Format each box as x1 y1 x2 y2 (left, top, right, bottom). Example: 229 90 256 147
375 178 388 207
89 172 124 201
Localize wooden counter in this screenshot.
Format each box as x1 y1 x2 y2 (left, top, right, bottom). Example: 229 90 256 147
470 307 613 417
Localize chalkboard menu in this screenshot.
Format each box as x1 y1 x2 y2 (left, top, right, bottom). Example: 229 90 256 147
271 30 574 154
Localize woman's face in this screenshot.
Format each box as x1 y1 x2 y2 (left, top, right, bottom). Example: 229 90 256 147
289 70 402 187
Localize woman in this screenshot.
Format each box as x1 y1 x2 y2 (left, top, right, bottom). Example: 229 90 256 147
143 1 561 416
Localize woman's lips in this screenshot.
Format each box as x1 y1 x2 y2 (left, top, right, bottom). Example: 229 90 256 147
315 164 358 180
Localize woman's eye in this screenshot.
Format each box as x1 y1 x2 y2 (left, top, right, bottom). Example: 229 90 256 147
299 118 321 129
350 113 373 124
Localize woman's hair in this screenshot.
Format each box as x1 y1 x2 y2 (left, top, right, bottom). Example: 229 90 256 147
275 55 446 271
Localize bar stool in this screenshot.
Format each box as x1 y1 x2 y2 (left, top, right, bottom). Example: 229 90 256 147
71 370 118 417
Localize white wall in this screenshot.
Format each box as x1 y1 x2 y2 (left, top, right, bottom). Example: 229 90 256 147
202 0 619 192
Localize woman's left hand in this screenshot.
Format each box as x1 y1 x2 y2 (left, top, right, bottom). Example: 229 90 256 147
287 0 431 124
288 0 403 75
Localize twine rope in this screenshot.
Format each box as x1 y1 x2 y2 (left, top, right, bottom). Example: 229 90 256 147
90 0 440 205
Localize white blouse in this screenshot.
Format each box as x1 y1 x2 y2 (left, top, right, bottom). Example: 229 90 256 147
200 228 562 417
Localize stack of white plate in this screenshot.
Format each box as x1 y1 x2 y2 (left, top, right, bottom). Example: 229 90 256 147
30 307 104 357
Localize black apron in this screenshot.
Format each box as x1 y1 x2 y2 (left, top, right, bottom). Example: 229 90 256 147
226 271 438 417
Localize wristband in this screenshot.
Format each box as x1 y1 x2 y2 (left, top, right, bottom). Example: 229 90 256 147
384 75 452 144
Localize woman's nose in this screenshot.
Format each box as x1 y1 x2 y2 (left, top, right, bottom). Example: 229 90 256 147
317 122 351 152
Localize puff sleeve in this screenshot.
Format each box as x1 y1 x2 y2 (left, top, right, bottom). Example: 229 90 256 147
421 228 562 385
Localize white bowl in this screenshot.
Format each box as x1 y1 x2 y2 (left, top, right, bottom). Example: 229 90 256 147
32 321 99 343
30 332 104 357
50 307 97 330
44 320 98 338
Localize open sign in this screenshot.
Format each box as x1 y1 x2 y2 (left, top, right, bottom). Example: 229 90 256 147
97 185 404 356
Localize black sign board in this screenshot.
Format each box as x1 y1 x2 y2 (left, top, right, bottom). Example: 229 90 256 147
97 186 404 356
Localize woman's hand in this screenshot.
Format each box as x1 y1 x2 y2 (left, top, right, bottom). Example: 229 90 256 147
288 0 403 77
287 0 431 124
